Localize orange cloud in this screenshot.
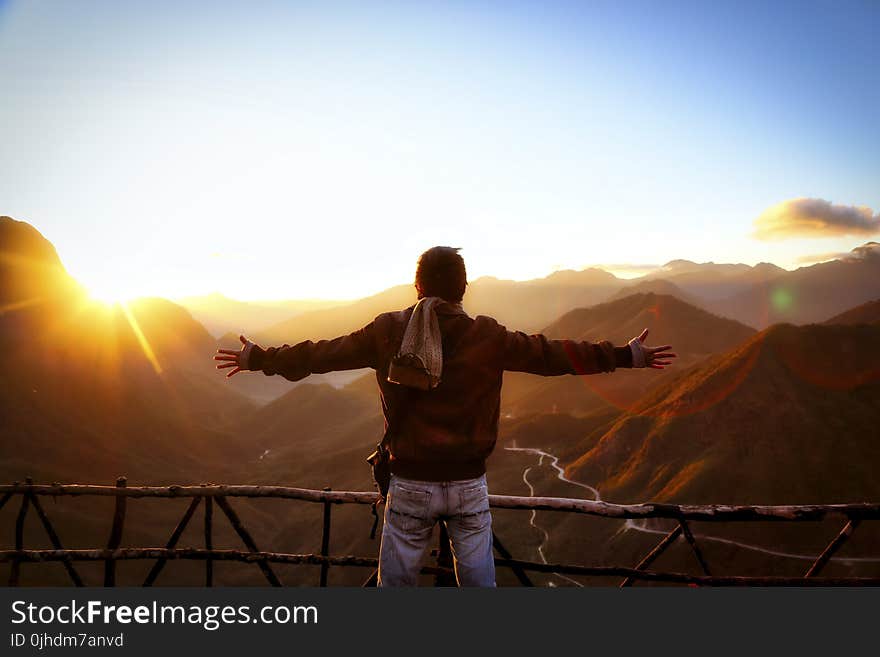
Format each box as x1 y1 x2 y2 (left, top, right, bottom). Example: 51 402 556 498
753 198 879 240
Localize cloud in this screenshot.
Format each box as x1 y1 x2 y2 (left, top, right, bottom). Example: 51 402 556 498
795 242 880 265
794 251 847 265
753 198 880 240
851 241 880 258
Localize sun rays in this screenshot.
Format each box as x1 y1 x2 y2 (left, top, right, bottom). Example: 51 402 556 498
0 296 44 315
120 301 163 375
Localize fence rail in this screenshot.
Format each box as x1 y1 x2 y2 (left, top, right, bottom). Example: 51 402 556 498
2 478 879 587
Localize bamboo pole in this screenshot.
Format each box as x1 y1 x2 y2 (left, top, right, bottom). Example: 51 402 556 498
492 531 534 587
143 497 202 587
620 525 682 587
104 477 127 586
678 519 712 577
214 496 281 587
434 524 456 586
362 569 379 587
204 497 213 587
0 491 13 513
28 492 83 587
3 548 880 586
5 483 879 522
319 487 331 587
8 485 29 586
805 518 862 578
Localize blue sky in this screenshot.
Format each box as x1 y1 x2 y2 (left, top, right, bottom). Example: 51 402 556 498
1 0 878 300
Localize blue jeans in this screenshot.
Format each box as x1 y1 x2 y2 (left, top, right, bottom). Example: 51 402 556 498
378 473 496 587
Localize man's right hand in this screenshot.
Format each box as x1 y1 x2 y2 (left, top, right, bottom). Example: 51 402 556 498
213 334 255 378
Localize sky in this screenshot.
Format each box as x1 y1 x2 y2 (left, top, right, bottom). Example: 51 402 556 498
1 0 878 301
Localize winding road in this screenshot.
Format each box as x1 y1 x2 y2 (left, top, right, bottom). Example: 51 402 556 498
504 443 880 586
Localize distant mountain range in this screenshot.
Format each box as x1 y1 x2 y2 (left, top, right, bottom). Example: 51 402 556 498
176 292 346 338
4 214 880 584
642 259 786 301
203 243 880 354
706 243 880 328
240 267 625 348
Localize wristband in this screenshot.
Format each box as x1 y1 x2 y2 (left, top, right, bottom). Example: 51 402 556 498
628 337 647 368
240 340 255 370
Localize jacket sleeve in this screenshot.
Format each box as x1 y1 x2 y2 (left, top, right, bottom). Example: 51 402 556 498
249 322 379 382
502 329 632 375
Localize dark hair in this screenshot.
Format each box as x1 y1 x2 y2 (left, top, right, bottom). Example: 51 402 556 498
415 246 467 303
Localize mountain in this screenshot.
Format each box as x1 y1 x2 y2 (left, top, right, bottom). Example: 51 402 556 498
5 216 879 585
231 378 383 495
0 216 82 301
643 259 786 301
823 298 880 326
0 216 85 337
500 293 756 419
462 268 623 332
0 217 254 484
251 268 625 348
566 322 880 505
244 284 415 346
709 243 880 329
176 292 345 337
608 278 702 307
542 292 754 350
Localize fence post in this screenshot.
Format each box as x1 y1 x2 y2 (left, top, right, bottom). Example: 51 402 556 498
27 480 83 587
104 477 127 586
434 524 456 586
9 479 30 586
0 491 13 514
204 496 213 587
492 531 534 586
621 524 683 587
143 497 202 587
319 487 332 587
678 519 712 578
214 496 282 587
805 518 861 578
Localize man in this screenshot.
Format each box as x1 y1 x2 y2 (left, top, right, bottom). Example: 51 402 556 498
214 247 675 586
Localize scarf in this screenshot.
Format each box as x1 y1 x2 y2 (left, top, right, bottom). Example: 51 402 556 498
387 296 467 390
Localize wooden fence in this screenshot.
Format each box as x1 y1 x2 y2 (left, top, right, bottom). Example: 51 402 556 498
1 477 879 587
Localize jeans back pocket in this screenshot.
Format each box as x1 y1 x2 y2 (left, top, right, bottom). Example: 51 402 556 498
457 482 490 531
388 482 432 533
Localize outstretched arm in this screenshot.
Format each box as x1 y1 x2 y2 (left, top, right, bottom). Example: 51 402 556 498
502 326 675 375
214 322 378 382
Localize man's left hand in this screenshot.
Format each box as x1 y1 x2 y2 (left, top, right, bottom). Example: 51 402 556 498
213 334 254 378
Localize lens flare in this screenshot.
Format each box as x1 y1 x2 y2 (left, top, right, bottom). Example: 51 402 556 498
771 287 794 313
774 326 880 391
120 301 163 374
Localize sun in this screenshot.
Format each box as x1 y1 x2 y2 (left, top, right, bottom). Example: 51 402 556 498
86 282 135 305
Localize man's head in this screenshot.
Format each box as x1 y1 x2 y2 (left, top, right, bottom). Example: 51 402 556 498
415 246 467 303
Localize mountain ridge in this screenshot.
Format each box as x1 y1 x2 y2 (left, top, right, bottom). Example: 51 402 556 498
566 322 880 505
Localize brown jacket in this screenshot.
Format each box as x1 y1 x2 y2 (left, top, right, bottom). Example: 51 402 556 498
249 302 633 480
